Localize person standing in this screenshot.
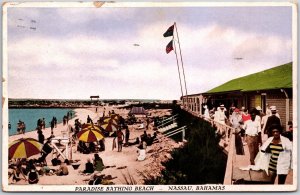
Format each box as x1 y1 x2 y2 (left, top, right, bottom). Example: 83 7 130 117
50 120 55 135
87 115 92 123
261 109 271 137
230 108 244 155
146 117 150 130
214 104 227 125
264 106 281 137
255 106 263 124
243 110 262 165
116 129 124 152
53 117 57 128
125 126 130 145
37 129 45 144
259 124 292 184
41 118 46 129
230 108 242 130
203 105 210 120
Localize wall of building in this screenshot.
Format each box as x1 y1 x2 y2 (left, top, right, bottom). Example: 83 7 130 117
182 95 203 114
248 90 292 130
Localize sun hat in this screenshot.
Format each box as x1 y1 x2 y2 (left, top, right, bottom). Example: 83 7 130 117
270 106 277 111
234 108 240 112
256 106 262 111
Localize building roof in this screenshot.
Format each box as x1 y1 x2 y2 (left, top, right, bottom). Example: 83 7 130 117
129 106 147 115
205 62 292 94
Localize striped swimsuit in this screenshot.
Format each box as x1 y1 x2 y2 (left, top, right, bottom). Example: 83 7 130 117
268 142 284 173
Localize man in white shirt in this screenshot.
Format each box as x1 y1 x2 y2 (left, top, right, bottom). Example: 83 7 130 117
214 104 227 125
203 105 210 120
243 110 262 165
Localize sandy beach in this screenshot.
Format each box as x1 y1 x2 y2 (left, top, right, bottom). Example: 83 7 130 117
8 106 181 185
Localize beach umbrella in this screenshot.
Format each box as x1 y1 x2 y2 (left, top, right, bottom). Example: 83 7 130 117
81 123 101 131
100 121 118 132
9 138 43 159
103 117 118 125
77 128 104 143
110 114 120 121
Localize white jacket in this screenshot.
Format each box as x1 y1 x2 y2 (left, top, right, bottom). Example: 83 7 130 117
257 135 292 175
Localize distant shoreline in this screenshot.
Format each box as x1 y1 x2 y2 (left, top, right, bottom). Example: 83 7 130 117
8 106 93 109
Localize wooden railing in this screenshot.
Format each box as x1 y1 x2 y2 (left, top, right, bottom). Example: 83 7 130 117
187 109 234 145
164 126 187 142
183 109 236 184
156 114 178 129
223 130 235 184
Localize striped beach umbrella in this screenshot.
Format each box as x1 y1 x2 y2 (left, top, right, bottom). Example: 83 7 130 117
110 114 120 121
77 128 104 143
81 123 101 131
9 138 43 159
103 117 118 125
100 121 118 132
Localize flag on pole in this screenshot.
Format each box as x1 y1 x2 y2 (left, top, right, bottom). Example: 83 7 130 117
163 24 174 37
166 40 173 54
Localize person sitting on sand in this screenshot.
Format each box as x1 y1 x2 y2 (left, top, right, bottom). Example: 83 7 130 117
146 132 158 146
141 131 148 142
56 159 69 176
39 165 53 176
93 154 105 172
25 159 36 175
125 137 140 147
9 161 26 183
83 159 94 174
28 169 39 184
99 139 105 151
77 141 89 154
89 142 96 153
137 141 147 161
88 173 103 185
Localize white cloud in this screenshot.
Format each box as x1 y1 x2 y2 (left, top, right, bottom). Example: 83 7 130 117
56 7 136 24
7 20 292 100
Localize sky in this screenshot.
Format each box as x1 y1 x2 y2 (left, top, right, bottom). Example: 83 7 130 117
6 3 293 100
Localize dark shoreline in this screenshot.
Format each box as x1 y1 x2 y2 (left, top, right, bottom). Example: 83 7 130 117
8 106 91 109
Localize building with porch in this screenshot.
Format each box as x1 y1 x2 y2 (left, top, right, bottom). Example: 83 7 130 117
182 62 293 130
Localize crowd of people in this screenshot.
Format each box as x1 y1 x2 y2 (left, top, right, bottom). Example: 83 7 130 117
203 103 293 184
8 107 178 185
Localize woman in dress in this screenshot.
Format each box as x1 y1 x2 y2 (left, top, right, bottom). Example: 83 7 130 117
260 124 292 184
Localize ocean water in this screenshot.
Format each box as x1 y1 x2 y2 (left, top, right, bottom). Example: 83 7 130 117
8 108 75 136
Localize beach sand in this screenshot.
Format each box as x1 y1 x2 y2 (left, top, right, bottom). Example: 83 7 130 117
8 106 181 185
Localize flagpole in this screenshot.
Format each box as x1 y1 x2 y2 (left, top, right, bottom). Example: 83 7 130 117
174 22 188 109
172 32 184 103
